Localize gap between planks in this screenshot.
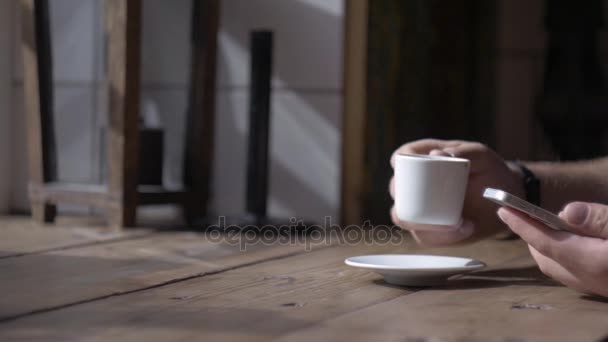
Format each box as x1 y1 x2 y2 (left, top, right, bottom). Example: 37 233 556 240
0 231 158 260
0 216 156 259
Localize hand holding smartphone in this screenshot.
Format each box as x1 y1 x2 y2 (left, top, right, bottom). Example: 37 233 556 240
483 188 571 232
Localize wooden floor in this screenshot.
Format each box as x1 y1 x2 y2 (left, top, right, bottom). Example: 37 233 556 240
0 216 607 341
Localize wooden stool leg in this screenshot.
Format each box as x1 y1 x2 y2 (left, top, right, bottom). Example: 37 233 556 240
107 205 136 229
105 0 142 228
21 0 58 224
31 202 57 223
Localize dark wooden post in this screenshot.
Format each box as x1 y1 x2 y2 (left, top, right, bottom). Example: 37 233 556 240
183 0 220 224
21 0 57 223
341 0 369 227
105 0 142 228
245 31 273 219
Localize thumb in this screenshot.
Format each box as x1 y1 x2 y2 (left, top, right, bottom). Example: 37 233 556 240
428 149 453 157
559 202 608 239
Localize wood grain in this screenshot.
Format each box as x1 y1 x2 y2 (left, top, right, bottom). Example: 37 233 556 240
105 0 142 228
0 229 326 321
279 255 608 341
340 0 369 227
0 216 148 258
0 238 530 340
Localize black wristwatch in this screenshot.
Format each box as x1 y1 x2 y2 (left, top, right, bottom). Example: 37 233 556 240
513 161 541 206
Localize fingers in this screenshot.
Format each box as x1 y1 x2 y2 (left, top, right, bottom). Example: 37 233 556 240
559 202 608 239
390 139 463 167
388 138 498 247
497 207 596 270
442 142 493 174
429 149 452 157
391 206 474 246
390 139 494 175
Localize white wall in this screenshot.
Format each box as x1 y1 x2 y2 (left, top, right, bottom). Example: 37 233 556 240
213 0 343 222
9 0 344 222
0 0 12 214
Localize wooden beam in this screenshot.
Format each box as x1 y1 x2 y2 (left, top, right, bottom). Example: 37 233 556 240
28 182 108 209
105 0 142 228
340 0 369 227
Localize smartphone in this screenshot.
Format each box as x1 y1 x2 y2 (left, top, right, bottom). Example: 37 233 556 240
483 187 571 231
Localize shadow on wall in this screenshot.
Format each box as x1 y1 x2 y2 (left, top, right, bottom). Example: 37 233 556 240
213 0 343 223
219 0 343 93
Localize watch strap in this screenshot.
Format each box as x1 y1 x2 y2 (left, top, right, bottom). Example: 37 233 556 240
514 161 541 206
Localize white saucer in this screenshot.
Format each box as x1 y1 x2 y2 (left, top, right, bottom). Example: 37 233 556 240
344 254 486 286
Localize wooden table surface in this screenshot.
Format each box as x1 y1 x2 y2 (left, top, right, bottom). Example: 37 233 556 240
0 216 606 341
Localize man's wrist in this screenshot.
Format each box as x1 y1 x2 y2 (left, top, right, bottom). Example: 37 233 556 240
506 161 526 197
509 161 541 206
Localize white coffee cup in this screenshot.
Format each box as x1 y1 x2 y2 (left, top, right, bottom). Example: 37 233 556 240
394 153 470 226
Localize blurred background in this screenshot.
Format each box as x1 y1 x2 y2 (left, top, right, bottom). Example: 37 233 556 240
0 0 607 226
1 0 343 224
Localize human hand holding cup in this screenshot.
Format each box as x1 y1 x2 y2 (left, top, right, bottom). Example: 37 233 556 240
390 139 524 246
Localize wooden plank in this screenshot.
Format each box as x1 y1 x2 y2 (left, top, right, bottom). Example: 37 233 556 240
105 0 142 228
183 0 220 223
0 239 530 340
20 0 57 222
0 216 149 258
28 182 192 208
28 182 109 209
340 0 369 226
279 256 608 341
0 229 324 320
